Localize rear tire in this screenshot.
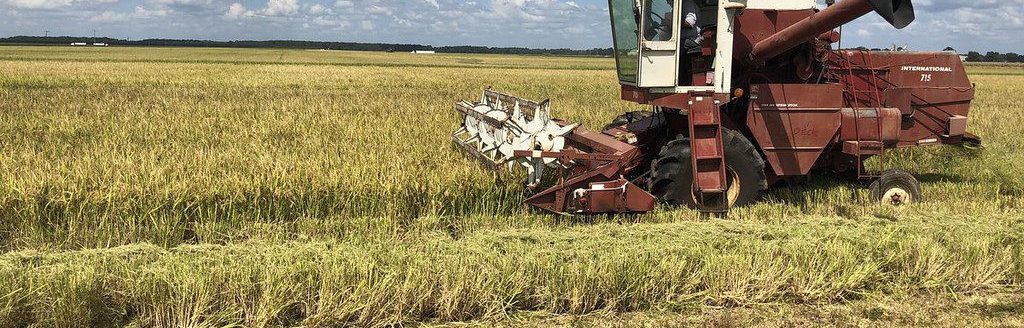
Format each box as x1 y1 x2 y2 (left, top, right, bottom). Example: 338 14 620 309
650 128 767 209
869 169 922 206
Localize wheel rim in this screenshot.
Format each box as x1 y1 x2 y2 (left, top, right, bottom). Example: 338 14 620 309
882 187 912 206
690 167 741 208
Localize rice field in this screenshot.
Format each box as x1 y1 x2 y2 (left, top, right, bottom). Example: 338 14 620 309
0 45 1022 326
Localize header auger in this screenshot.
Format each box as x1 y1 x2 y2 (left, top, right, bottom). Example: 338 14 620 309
453 0 979 214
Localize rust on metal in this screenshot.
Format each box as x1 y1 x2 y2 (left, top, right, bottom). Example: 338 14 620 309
746 84 844 176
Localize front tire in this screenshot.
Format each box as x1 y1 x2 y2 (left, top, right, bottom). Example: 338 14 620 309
649 128 768 209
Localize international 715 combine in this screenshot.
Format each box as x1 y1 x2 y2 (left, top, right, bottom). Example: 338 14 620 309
453 0 977 214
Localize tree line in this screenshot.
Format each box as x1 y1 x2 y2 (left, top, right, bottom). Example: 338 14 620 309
963 51 1024 63
0 36 614 57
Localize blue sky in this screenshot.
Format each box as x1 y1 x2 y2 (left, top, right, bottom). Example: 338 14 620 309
1 0 1021 52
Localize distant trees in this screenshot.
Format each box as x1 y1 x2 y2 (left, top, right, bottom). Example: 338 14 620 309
963 50 1023 63
0 36 613 57
984 51 1004 62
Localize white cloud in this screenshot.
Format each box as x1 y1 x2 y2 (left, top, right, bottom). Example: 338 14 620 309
364 5 390 15
260 0 298 16
308 3 325 15
223 2 246 19
153 0 214 10
134 5 168 17
4 0 113 9
7 0 73 9
89 10 127 22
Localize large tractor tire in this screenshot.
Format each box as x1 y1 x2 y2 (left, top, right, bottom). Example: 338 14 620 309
650 128 768 209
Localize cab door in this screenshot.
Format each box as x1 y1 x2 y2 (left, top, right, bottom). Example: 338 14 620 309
609 0 641 86
638 0 679 87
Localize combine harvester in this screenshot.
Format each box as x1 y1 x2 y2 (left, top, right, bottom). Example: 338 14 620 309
453 0 978 214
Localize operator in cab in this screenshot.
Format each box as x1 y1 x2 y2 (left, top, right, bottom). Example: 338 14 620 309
644 0 702 52
680 0 702 54
643 0 704 85
675 0 749 51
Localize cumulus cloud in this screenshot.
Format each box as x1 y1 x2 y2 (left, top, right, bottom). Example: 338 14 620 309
151 0 219 13
88 10 126 22
6 0 113 9
223 2 247 19
6 0 72 9
86 4 167 23
260 0 298 16
134 5 169 17
308 3 325 15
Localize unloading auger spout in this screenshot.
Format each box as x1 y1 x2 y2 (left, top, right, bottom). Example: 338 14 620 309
452 88 657 214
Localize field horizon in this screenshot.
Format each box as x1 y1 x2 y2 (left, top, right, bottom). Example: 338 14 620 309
0 45 1022 327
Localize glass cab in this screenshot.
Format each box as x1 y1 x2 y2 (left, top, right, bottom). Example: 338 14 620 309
609 0 679 88
608 0 737 94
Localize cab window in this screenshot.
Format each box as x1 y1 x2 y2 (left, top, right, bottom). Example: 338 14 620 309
644 0 674 41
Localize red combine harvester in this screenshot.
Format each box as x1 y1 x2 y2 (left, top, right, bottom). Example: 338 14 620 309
452 0 978 214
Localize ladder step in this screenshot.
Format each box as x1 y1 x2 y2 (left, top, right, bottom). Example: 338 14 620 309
695 155 723 161
859 141 883 148
692 152 724 159
691 138 723 158
842 141 884 155
690 110 720 125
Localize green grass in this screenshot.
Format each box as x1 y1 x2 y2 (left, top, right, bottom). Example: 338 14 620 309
0 46 1022 326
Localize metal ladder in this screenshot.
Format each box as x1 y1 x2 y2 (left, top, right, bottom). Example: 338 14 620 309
687 91 728 212
841 50 886 179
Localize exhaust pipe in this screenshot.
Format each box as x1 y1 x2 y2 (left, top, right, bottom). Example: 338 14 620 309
750 0 915 63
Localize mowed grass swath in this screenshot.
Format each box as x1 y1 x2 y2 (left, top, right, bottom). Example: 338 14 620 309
0 46 1022 326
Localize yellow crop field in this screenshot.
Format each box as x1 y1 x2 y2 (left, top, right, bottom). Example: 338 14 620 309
0 46 1022 326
